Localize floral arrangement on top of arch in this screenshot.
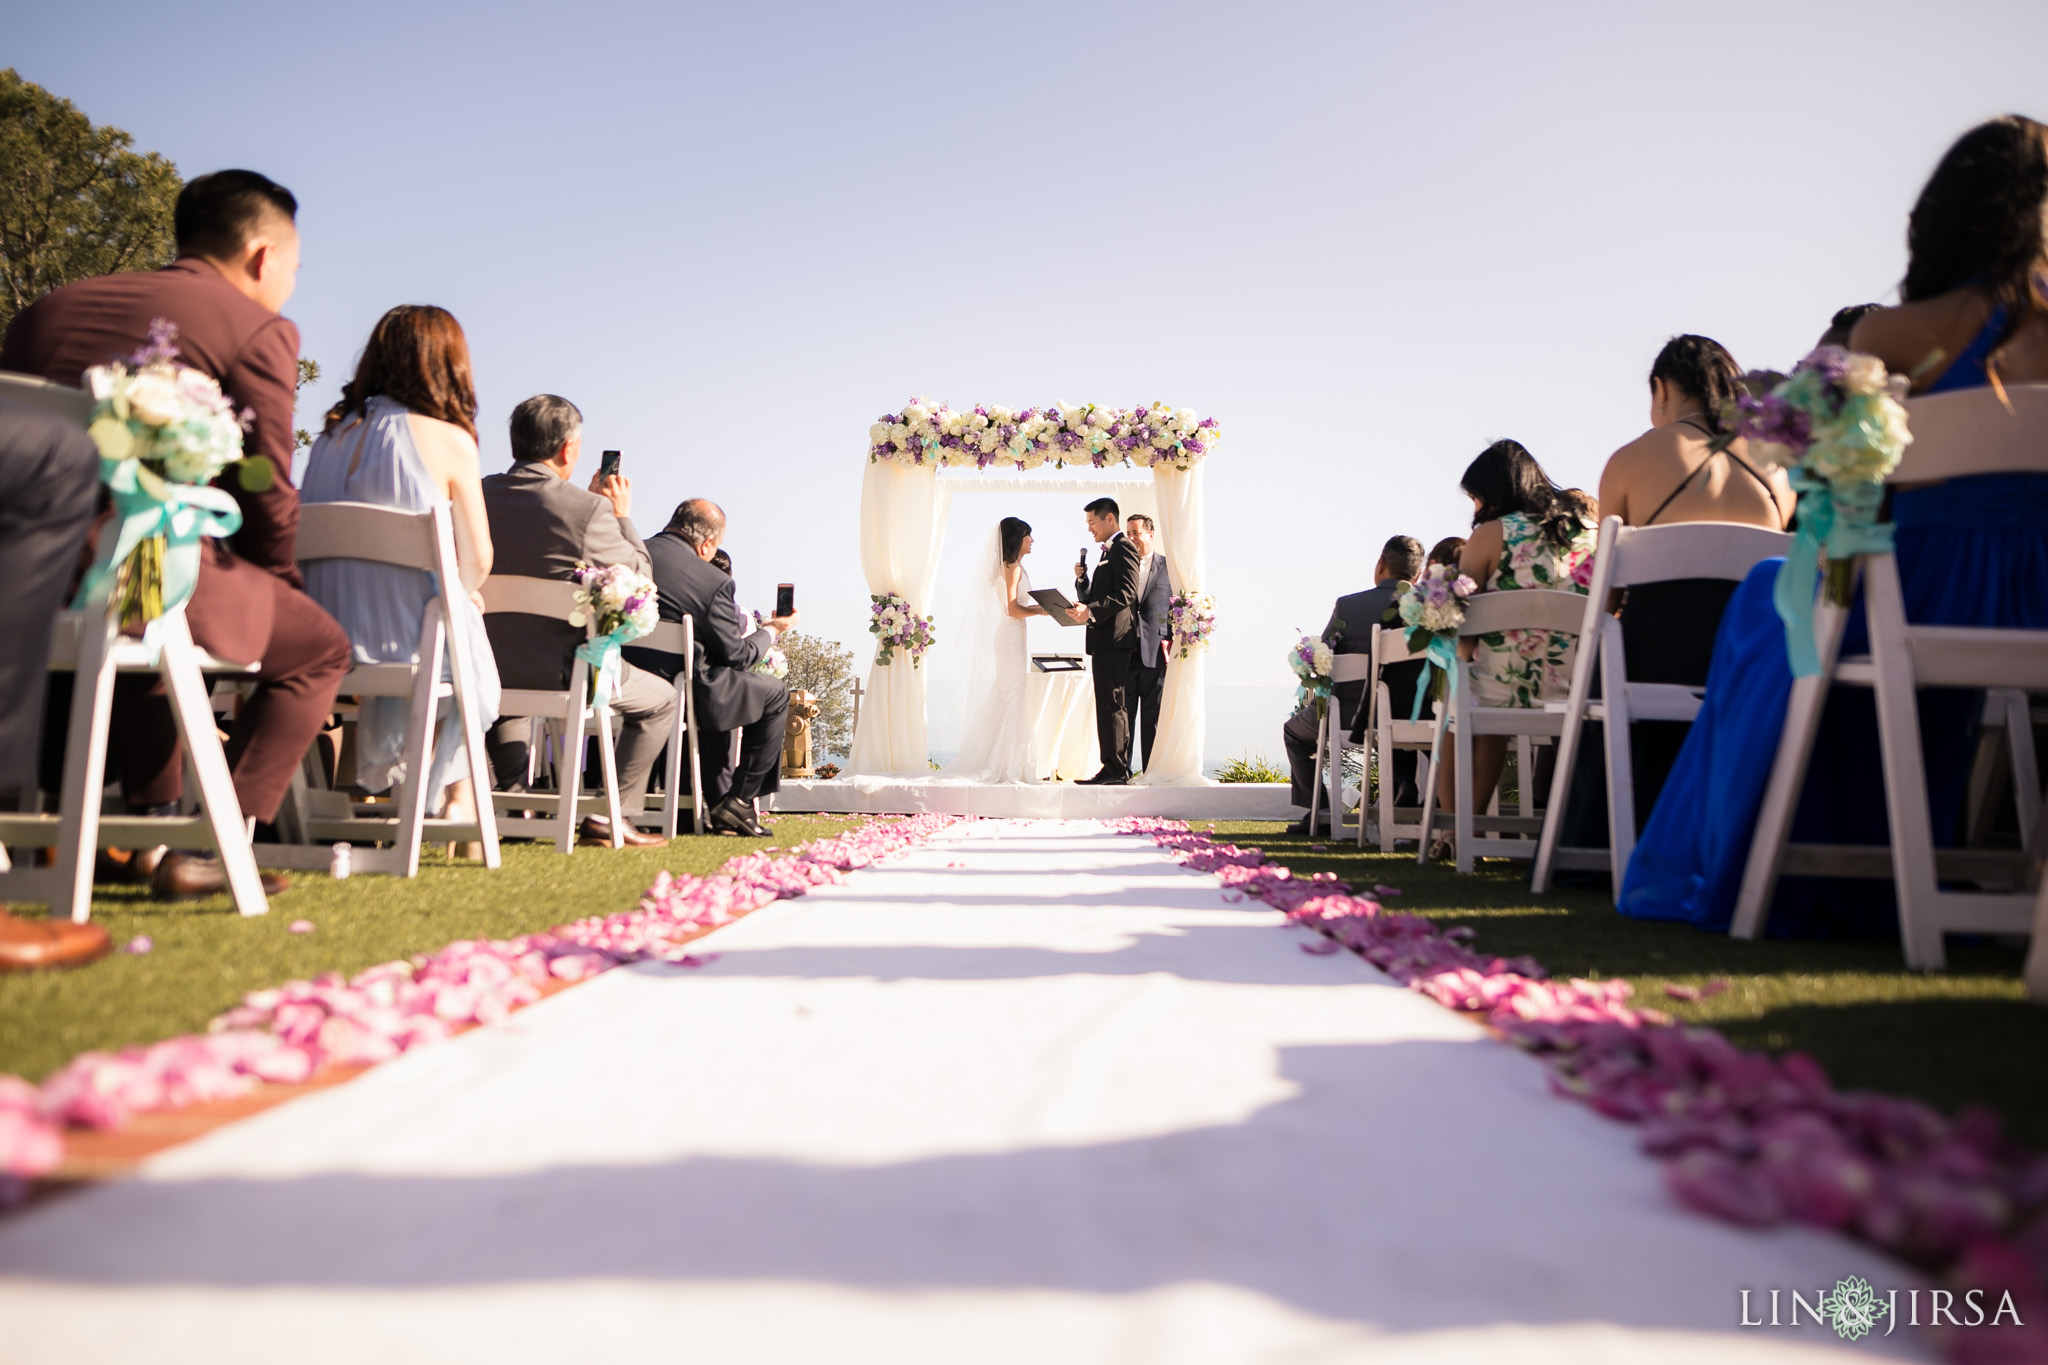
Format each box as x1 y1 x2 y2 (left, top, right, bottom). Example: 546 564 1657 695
868 399 1221 471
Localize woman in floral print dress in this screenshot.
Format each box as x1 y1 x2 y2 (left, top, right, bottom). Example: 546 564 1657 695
1436 440 1595 834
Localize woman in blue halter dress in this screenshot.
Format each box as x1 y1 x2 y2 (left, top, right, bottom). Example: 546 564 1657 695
1619 114 2048 936
301 307 501 841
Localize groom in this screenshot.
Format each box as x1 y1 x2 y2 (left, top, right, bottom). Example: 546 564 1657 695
1070 496 1142 785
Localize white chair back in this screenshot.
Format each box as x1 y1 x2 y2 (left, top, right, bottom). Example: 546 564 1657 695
297 501 447 573
1892 385 2048 483
1460 588 1587 639
0 371 92 424
1600 519 1795 588
480 574 580 620
1330 653 1372 684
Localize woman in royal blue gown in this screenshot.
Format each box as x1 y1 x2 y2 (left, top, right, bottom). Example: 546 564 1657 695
1619 113 2048 936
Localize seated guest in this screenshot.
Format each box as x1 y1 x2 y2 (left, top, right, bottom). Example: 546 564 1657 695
1597 335 1792 532
1281 534 1426 835
1819 303 1883 349
1439 441 1594 843
0 402 110 969
1126 513 1171 772
1560 338 1794 856
1 168 349 899
301 305 499 859
624 499 796 837
1622 113 2048 935
481 395 672 847
1425 536 1466 569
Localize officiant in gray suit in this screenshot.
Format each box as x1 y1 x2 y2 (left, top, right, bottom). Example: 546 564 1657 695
1126 514 1171 772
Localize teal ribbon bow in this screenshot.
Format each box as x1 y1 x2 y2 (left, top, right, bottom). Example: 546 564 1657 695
1409 631 1460 721
74 456 244 643
576 629 632 705
1771 472 1892 678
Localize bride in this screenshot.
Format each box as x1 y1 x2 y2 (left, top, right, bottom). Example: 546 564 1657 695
943 516 1049 783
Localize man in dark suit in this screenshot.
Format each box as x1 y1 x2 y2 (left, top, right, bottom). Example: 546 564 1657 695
623 499 795 837
0 401 112 967
1283 535 1427 835
1 169 350 899
482 395 674 846
1070 496 1141 784
1125 513 1171 772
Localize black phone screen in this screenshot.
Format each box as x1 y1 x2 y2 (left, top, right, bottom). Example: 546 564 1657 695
599 449 621 480
776 583 795 616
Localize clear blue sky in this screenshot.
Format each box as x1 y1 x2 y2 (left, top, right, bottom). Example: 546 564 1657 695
11 0 2047 741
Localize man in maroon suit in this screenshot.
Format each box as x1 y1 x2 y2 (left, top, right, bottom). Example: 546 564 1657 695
1 170 351 899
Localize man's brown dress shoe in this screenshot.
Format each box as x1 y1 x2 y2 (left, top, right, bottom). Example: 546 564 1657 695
150 850 289 901
0 909 112 972
577 816 667 848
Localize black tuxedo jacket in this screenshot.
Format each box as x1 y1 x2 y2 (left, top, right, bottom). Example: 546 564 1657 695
1075 532 1141 655
1323 578 1422 735
622 529 784 732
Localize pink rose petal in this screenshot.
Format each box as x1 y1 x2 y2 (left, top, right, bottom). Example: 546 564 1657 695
288 920 315 934
1299 938 1343 955
123 935 153 954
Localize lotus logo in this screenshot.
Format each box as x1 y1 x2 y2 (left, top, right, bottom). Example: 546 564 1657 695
1819 1276 1883 1341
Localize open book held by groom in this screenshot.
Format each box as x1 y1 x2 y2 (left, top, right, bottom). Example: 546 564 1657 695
1070 497 1142 784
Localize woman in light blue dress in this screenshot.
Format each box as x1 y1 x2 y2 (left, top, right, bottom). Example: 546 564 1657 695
301 305 501 855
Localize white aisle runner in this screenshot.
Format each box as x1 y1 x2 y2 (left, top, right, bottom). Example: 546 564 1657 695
0 820 1916 1363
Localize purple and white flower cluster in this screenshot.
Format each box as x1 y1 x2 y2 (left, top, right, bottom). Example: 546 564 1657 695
1732 346 1912 485
1395 563 1477 650
84 319 251 485
568 561 659 645
1288 632 1336 707
751 646 788 679
1167 590 1215 660
869 591 934 667
868 399 1220 472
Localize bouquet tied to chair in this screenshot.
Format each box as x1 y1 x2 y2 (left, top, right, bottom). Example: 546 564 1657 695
1287 632 1337 717
568 562 659 702
1720 347 1913 676
1393 564 1477 718
79 319 272 638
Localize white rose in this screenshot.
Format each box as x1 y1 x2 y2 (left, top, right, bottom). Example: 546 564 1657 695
869 423 892 445
1841 353 1890 396
124 371 184 427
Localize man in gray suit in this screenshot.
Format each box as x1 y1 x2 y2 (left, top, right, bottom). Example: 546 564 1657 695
1282 535 1426 836
482 395 675 846
1126 514 1171 772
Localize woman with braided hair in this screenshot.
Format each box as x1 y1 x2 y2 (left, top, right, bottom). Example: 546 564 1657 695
1596 334 1794 531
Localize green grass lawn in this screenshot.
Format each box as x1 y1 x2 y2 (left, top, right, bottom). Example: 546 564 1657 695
1196 820 2048 1148
0 816 858 1085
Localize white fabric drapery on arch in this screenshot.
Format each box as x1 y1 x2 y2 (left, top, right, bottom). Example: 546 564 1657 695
1139 464 1207 785
847 461 1209 783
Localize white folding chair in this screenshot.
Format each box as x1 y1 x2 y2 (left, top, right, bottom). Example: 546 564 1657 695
266 500 503 876
637 616 706 838
1359 625 1439 851
1416 589 1587 873
480 575 627 854
0 375 267 919
1732 385 2048 970
1307 653 1371 839
1532 516 1793 897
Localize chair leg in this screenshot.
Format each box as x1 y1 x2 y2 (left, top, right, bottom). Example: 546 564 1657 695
51 608 120 923
662 693 684 841
557 679 589 857
1307 708 1327 834
451 657 502 872
2027 871 2048 1004
2002 689 2041 858
1866 560 1948 970
1417 723 1446 867
685 688 705 836
1532 710 1586 896
392 618 445 878
1455 709 1475 874
160 616 266 917
594 703 625 847
1730 592 1852 941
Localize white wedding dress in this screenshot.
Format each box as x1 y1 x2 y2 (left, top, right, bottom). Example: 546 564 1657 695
942 531 1037 784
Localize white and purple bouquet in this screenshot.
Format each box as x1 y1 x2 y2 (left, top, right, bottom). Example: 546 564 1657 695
570 561 659 701
869 591 934 667
1167 589 1215 659
1288 632 1337 712
1394 564 1477 653
80 319 257 630
750 646 789 679
869 398 1219 471
1725 347 1912 674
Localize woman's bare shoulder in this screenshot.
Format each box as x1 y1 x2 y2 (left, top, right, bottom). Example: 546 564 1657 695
406 412 480 470
1850 293 1990 390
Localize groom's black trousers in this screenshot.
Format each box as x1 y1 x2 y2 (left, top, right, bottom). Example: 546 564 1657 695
1091 648 1137 779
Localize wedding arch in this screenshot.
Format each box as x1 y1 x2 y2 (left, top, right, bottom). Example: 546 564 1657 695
846 400 1217 784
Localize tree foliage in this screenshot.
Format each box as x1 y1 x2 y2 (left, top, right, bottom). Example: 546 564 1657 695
0 69 181 335
780 632 855 759
295 357 321 448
